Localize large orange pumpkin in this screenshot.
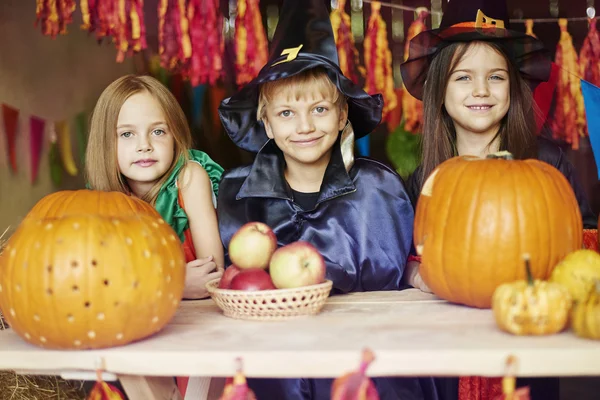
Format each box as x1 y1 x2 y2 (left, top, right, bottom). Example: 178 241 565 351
24 190 159 220
0 214 185 349
414 152 582 308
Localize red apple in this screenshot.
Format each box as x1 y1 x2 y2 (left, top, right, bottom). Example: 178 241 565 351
230 268 277 291
268 241 326 289
228 222 278 270
218 265 242 289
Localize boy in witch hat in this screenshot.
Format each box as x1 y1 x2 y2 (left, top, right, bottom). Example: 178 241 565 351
217 0 440 398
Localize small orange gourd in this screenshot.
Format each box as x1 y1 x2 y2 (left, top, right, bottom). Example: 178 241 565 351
550 249 600 303
0 213 185 349
571 280 600 340
492 255 572 336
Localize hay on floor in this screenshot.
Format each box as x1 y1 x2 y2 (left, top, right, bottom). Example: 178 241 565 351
0 372 87 400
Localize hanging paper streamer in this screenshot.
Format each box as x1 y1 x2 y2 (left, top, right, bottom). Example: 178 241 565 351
87 368 126 400
158 0 192 70
234 0 269 87
580 79 600 178
532 62 560 133
492 356 530 400
331 0 365 84
459 376 502 400
526 18 558 133
80 0 147 62
364 1 397 119
580 18 600 87
524 19 537 38
48 126 63 187
191 84 207 127
35 0 76 38
184 0 224 86
30 116 45 184
2 104 19 173
75 111 88 163
551 19 587 149
401 8 427 133
55 120 78 176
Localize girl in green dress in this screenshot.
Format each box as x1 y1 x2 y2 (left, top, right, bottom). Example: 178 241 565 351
85 74 224 300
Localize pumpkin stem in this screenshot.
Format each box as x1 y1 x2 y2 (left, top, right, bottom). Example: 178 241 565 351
523 254 534 286
486 151 514 160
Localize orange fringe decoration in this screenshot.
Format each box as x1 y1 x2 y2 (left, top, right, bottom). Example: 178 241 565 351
158 0 192 70
331 0 365 84
459 376 502 400
235 0 268 87
551 19 587 149
583 229 599 252
401 7 427 133
35 0 76 38
79 0 146 62
580 18 600 86
524 19 537 38
364 1 397 120
218 358 257 400
87 369 125 400
184 0 224 85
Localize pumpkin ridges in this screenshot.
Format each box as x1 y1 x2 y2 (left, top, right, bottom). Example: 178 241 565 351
422 160 471 301
463 160 492 307
527 162 551 283
1 214 184 349
417 154 582 308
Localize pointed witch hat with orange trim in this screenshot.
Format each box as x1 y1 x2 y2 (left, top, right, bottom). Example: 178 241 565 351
400 0 552 101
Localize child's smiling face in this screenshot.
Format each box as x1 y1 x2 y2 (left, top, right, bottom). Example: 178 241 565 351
262 81 348 170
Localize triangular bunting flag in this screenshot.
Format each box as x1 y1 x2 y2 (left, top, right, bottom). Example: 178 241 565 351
2 104 19 173
30 116 45 183
580 79 600 178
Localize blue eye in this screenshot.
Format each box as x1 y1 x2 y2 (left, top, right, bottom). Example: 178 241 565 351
152 129 166 136
279 110 292 117
490 75 505 81
456 76 470 81
120 132 132 138
314 106 327 113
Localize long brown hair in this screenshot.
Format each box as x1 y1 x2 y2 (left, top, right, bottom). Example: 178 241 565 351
419 41 538 186
85 75 191 204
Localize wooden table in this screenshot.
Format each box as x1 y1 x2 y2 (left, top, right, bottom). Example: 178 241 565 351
0 289 599 399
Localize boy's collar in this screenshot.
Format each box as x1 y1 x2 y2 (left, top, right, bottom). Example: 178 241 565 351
236 138 356 204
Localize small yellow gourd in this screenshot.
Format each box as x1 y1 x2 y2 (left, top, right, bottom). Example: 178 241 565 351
571 280 600 340
492 255 572 335
550 249 600 304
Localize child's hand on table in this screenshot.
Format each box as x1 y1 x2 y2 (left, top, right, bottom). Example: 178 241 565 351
406 260 433 294
182 256 223 299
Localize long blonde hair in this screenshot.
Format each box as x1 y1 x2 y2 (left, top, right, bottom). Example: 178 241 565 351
85 75 191 204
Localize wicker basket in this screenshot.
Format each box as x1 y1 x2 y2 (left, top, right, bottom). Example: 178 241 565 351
206 279 333 321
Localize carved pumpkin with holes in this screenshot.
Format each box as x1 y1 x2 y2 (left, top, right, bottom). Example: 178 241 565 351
0 213 185 349
24 189 160 220
414 152 582 308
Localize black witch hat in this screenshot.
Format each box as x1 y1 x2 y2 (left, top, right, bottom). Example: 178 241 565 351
218 0 383 153
400 0 552 100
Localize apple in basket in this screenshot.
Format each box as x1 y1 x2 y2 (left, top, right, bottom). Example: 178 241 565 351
228 222 277 270
218 265 242 289
269 241 326 289
230 268 277 291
